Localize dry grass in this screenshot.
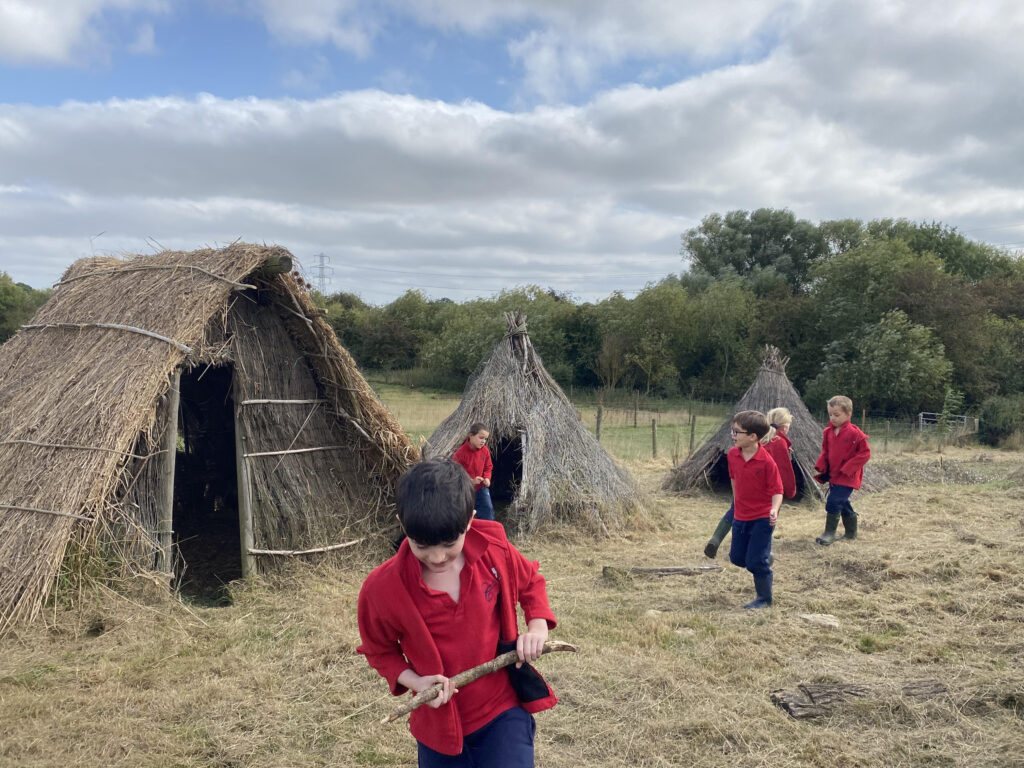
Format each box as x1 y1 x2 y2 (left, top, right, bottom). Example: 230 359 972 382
1 397 1023 767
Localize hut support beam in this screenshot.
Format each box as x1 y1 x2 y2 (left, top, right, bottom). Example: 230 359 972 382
233 370 256 579
156 370 181 574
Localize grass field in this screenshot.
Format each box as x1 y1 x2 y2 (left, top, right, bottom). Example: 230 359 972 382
1 387 1022 767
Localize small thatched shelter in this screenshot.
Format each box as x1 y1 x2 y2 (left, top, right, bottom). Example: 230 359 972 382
662 346 888 498
0 244 416 630
423 311 643 535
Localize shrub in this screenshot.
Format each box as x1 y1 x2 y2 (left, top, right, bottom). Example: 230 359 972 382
978 394 1024 447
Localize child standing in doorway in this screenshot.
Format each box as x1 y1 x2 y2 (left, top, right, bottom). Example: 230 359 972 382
452 423 495 521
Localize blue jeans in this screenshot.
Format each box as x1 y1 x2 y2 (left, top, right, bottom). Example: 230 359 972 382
825 484 855 518
417 706 535 767
474 487 495 521
729 518 774 577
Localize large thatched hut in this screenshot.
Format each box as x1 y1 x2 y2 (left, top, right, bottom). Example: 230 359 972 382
0 244 416 629
662 346 887 498
423 311 643 535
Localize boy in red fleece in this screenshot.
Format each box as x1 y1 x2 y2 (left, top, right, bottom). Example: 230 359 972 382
452 422 495 521
813 395 871 546
357 460 557 767
727 410 783 609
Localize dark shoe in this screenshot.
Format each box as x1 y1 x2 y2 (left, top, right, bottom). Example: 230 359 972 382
840 513 858 540
745 572 773 609
744 597 772 609
704 516 733 559
815 514 841 546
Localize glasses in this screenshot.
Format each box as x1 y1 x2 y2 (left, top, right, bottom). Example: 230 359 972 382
730 428 750 435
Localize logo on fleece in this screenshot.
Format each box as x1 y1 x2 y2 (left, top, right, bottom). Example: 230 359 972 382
483 566 501 602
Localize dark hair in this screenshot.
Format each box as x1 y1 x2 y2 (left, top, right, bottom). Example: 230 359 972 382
733 410 770 440
468 422 488 435
396 460 475 545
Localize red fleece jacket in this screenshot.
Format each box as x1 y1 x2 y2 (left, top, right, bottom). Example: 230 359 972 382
452 439 493 491
814 421 871 489
764 433 797 499
357 520 557 756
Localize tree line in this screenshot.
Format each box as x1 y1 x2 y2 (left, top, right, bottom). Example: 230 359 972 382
318 211 1024 421
2 210 1021 427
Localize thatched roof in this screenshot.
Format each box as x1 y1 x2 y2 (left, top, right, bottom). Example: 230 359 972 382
662 346 888 497
0 244 416 630
423 311 643 535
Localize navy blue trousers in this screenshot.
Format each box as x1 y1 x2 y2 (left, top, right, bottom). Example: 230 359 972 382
474 487 495 521
728 518 774 577
825 484 856 518
417 706 536 768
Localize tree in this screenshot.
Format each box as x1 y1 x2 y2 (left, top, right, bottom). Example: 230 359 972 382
0 275 50 343
806 310 953 413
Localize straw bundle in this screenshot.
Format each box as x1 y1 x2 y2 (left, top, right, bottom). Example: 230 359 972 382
662 346 888 497
424 311 643 535
0 244 415 630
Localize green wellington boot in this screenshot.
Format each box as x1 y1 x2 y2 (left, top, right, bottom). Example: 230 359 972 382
704 517 733 558
815 514 841 546
840 513 858 540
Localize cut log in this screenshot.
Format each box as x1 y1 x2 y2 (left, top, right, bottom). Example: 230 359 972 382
771 679 948 720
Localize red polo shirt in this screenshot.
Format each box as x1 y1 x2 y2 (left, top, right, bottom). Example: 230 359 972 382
728 445 783 521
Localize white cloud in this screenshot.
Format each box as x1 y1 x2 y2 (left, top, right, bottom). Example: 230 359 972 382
0 0 167 65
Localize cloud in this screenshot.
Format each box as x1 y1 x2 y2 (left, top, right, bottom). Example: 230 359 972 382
0 0 168 65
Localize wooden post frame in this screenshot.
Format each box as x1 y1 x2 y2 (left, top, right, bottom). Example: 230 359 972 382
156 369 181 574
232 370 256 579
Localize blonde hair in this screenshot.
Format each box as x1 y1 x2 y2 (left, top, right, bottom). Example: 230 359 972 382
827 395 853 414
761 407 793 444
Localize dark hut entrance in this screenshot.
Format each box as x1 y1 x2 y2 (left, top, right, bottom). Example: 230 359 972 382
172 365 242 603
489 436 523 516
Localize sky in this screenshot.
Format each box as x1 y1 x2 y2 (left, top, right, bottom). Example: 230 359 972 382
1 1 1023 305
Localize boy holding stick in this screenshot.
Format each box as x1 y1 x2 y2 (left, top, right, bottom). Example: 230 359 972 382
357 460 558 766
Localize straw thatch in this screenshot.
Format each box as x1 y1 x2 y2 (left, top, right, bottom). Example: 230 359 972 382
0 244 416 630
662 346 888 497
423 311 643 535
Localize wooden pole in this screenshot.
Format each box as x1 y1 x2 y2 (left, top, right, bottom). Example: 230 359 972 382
688 412 696 457
651 418 658 458
233 370 256 579
885 421 890 453
156 369 181 574
382 641 579 723
634 391 639 428
596 404 603 442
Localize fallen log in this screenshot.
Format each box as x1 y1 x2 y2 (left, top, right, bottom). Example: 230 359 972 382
602 565 723 578
382 640 579 724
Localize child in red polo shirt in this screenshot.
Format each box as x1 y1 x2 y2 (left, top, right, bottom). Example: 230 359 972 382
357 460 557 767
813 395 871 546
727 410 783 609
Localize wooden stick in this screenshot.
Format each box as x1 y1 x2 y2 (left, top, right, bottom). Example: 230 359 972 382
248 538 363 556
602 565 723 578
0 503 93 522
20 322 193 354
244 445 345 458
240 399 328 405
0 439 163 460
382 641 579 724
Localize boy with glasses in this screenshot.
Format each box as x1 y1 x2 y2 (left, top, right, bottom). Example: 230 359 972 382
727 410 783 609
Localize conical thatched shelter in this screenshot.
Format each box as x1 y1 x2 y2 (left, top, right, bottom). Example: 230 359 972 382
0 244 417 630
423 311 643 535
662 346 888 497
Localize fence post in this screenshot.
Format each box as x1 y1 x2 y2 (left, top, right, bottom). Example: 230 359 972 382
596 404 603 442
633 391 638 428
688 412 696 457
885 421 890 453
651 418 658 458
